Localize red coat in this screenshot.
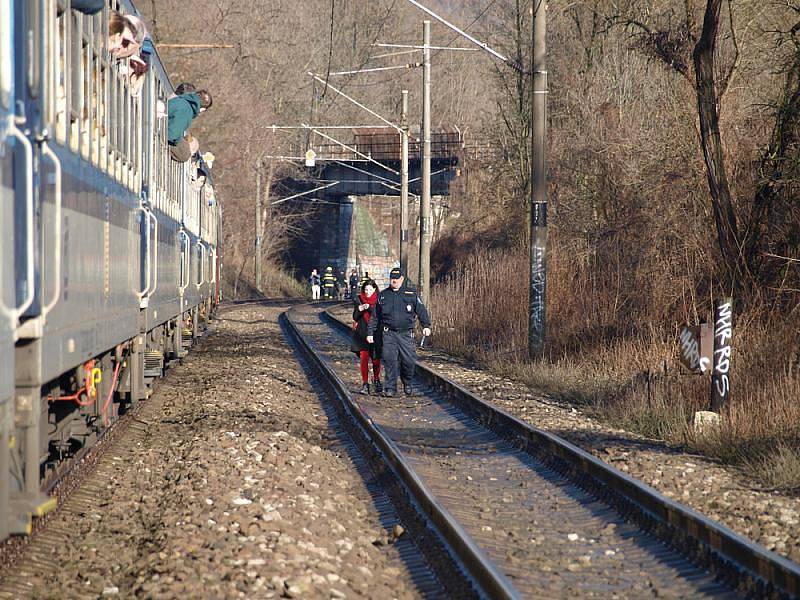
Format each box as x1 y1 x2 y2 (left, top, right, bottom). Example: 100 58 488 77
351 293 382 357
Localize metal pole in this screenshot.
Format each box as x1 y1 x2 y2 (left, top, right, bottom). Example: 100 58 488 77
419 20 432 302
529 0 548 357
711 298 732 412
400 89 410 274
255 159 262 292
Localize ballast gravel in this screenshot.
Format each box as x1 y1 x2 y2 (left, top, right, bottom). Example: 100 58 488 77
331 303 800 566
421 344 800 565
19 302 423 599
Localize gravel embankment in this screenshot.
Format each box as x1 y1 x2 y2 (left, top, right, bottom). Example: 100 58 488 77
12 302 425 599
330 305 800 565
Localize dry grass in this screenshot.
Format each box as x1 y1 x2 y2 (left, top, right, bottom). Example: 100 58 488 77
430 245 800 490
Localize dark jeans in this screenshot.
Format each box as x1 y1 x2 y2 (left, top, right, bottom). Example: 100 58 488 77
381 329 417 392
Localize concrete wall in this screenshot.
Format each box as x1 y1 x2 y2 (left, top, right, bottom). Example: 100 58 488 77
288 194 434 290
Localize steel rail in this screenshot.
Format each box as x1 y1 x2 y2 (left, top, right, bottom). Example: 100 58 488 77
321 308 800 599
283 307 520 600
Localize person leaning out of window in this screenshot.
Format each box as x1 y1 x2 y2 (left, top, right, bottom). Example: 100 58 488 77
168 89 212 162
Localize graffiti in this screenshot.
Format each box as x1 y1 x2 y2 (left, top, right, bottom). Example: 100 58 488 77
679 326 701 372
678 324 712 373
711 300 732 411
529 245 546 342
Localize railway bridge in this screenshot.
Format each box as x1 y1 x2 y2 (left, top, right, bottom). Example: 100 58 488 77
281 128 467 285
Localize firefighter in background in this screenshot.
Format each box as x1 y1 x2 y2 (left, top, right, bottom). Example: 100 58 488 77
322 266 336 299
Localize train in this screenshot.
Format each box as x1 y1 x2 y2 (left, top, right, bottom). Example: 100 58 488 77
0 0 221 538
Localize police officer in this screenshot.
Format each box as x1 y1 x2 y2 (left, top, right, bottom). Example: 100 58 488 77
366 268 431 397
322 266 336 299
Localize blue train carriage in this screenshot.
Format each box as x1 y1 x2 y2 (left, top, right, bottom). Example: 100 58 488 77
2 0 221 537
0 0 19 541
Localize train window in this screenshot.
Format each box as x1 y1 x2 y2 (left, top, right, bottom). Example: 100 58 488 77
81 19 91 161
54 4 69 144
0 1 11 109
92 10 102 166
108 61 116 172
26 0 41 97
132 95 141 189
123 83 131 172
69 11 82 153
98 63 108 172
92 57 101 165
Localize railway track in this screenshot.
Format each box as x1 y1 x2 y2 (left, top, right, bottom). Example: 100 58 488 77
284 302 800 599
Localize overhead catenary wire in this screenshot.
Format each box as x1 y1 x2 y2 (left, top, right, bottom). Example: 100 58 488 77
373 43 478 51
331 160 401 189
271 182 341 205
328 63 422 76
308 72 404 133
401 0 525 73
302 124 400 175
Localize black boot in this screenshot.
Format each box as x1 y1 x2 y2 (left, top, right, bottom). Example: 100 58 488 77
373 378 383 394
403 384 414 396
359 383 370 395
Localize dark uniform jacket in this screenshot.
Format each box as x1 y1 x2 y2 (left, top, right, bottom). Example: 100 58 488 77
367 284 431 337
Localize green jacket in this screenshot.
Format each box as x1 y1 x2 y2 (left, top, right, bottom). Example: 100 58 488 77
167 93 200 143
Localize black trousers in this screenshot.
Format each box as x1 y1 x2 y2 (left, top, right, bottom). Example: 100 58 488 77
381 329 417 392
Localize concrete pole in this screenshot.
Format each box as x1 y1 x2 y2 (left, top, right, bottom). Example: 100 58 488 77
419 20 432 303
529 0 548 357
400 89 410 274
255 159 262 292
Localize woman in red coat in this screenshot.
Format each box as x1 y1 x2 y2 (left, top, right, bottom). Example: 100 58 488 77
351 280 382 394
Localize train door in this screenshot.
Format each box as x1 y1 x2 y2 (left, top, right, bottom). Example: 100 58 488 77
9 0 60 534
0 0 17 540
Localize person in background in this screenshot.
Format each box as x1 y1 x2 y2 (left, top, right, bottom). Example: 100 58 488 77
309 269 321 301
322 266 336 299
349 269 359 299
360 271 370 289
351 280 382 395
337 271 347 301
168 89 212 162
366 267 431 397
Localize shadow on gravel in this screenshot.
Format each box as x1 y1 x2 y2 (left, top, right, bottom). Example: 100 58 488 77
278 314 447 598
550 429 693 460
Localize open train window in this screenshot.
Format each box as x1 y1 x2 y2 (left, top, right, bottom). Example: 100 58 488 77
80 16 92 161
54 2 69 144
0 0 11 109
26 0 41 98
69 11 82 153
108 59 117 174
98 62 108 171
132 93 141 190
